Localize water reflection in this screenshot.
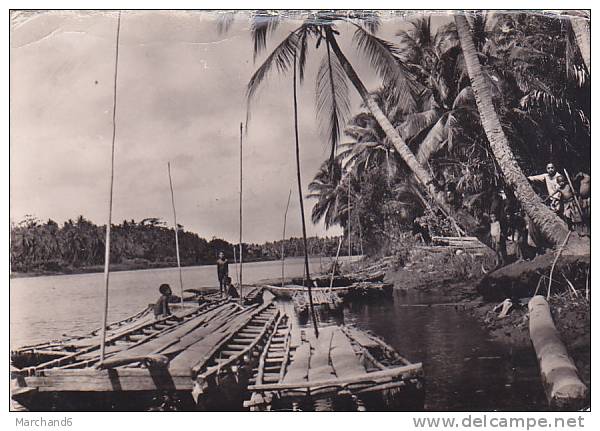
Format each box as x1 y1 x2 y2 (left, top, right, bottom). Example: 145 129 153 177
292 288 547 411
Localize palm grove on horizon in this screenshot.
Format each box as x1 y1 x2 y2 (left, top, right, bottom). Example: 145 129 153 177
10 11 590 273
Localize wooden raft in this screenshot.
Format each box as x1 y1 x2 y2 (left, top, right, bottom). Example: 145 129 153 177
12 299 280 405
244 323 423 411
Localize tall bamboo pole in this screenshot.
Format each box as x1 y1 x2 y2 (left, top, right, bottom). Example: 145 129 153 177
239 122 243 304
100 11 121 362
281 189 292 287
167 162 184 304
293 52 318 337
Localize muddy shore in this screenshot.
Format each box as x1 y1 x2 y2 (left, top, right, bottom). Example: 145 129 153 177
382 246 591 393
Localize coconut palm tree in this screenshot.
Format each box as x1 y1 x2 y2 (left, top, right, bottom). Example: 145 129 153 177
454 12 571 246
308 158 344 228
247 11 475 232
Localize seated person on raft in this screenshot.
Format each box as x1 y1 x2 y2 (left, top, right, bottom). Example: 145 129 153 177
154 283 172 318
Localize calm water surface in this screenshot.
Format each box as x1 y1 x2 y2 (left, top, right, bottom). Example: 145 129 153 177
10 257 546 411
10 256 336 347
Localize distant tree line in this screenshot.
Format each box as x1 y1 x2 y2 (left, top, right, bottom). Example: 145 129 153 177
9 215 348 274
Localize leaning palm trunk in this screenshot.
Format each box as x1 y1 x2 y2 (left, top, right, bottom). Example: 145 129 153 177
570 15 591 74
326 35 474 232
454 13 570 246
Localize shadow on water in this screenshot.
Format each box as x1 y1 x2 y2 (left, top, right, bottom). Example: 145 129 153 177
295 288 547 411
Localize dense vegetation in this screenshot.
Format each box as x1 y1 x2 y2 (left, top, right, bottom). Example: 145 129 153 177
9 215 348 274
299 12 590 253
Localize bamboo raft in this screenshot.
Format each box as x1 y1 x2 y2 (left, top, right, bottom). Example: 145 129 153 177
244 320 424 411
11 296 277 411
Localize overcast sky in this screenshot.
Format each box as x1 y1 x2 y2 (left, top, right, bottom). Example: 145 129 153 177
10 10 450 243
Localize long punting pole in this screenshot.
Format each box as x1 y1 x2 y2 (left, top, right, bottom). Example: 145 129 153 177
281 189 292 287
168 162 184 304
292 51 318 337
100 11 122 362
239 122 243 304
348 176 351 261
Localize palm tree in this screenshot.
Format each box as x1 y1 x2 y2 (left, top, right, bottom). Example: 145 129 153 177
453 12 571 246
247 11 473 232
307 158 344 228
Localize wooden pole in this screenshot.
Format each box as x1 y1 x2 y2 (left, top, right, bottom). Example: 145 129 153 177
100 11 121 363
563 168 586 226
292 51 318 337
232 244 240 287
239 122 243 304
281 189 292 287
167 162 184 304
329 237 343 290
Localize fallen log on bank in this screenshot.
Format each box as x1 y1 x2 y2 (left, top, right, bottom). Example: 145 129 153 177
528 296 588 410
478 235 590 301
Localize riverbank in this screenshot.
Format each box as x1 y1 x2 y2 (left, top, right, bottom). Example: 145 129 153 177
381 244 591 395
10 256 315 279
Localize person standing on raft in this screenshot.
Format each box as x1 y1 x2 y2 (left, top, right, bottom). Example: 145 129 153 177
216 251 229 296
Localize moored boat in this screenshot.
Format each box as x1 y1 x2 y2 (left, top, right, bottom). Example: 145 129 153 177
264 281 393 301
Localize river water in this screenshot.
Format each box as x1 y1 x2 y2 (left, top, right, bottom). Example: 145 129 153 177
10 256 546 411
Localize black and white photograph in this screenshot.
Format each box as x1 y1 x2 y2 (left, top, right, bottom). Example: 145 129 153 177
9 8 591 414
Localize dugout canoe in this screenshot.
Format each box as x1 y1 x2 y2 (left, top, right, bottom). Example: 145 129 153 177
259 270 385 289
244 319 424 411
11 298 279 411
263 281 393 301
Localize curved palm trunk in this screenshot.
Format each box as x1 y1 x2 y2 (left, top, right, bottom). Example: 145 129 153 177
454 13 570 246
570 15 591 74
293 52 319 337
327 35 476 233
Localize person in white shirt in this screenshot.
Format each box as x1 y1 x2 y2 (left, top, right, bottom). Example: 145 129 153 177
489 213 506 268
527 162 559 197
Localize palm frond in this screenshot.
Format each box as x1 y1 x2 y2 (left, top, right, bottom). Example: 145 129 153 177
316 38 351 161
398 109 442 141
346 10 381 34
247 31 299 104
251 10 281 60
452 86 475 108
352 23 423 112
216 11 236 35
415 113 450 164
297 26 309 83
